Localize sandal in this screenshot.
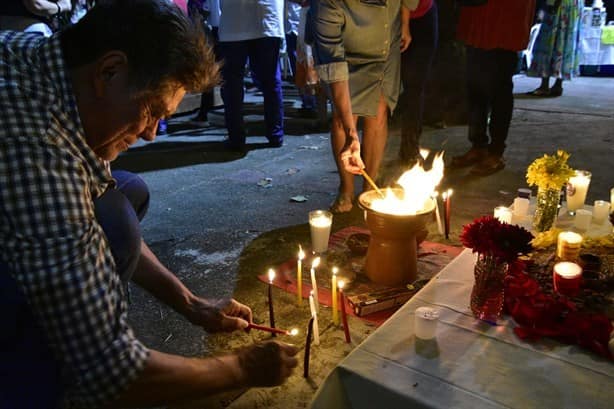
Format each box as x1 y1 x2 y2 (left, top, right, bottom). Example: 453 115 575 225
329 195 354 214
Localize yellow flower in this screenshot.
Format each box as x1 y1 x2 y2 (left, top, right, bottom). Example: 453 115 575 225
526 150 575 191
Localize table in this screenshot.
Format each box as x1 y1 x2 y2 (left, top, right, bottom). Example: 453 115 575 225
311 220 613 408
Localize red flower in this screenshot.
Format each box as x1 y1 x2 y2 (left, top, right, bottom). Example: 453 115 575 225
460 216 533 263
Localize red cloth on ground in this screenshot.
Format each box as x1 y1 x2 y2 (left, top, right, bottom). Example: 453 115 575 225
456 0 536 51
258 226 462 326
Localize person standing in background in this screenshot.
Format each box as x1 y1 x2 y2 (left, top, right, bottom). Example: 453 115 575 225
450 0 536 176
527 0 581 97
218 0 285 151
0 0 72 36
397 0 439 167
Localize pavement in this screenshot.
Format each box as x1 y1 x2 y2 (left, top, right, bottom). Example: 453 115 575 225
114 74 614 409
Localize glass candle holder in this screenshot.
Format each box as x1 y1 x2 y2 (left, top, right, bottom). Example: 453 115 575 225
574 209 592 231
512 197 530 217
414 306 439 340
309 210 332 253
553 262 583 297
566 170 591 216
556 231 583 262
592 200 610 224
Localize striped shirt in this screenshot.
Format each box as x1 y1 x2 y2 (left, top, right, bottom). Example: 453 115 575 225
0 31 148 407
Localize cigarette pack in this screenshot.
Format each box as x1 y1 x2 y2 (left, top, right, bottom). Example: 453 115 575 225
347 286 415 316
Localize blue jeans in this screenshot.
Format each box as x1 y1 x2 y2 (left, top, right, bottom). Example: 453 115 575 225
0 170 148 408
219 37 284 146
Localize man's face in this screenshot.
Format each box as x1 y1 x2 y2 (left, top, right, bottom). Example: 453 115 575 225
82 53 186 161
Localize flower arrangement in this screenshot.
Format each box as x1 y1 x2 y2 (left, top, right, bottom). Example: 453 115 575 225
526 150 575 191
460 216 534 264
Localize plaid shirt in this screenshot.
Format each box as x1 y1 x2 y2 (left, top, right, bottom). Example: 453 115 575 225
0 32 148 407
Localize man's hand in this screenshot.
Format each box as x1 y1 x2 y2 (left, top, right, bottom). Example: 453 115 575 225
186 297 253 333
237 342 300 387
340 128 363 174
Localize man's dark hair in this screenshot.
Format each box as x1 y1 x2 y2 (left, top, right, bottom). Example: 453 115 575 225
61 0 219 97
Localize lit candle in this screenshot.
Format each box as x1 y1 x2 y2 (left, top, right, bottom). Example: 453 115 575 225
432 192 444 235
331 267 339 325
566 170 592 215
443 189 453 239
247 323 293 336
338 280 351 344
494 206 513 224
553 261 583 297
309 291 320 345
556 231 583 262
309 210 333 253
297 246 305 305
310 257 320 313
303 317 314 378
267 268 276 336
414 306 439 340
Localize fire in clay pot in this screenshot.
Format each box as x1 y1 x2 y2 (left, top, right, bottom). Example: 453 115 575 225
358 151 444 287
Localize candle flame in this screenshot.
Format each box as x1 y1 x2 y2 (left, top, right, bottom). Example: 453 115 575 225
371 150 444 215
311 257 320 269
332 266 338 276
338 280 345 290
447 188 453 197
298 245 305 260
267 268 275 283
289 328 299 336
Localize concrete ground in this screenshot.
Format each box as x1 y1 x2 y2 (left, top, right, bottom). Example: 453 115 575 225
114 74 614 409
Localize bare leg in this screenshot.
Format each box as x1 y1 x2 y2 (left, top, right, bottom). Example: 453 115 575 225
330 109 358 213
360 95 389 193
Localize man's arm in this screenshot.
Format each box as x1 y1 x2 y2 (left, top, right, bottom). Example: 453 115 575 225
401 6 412 52
23 0 72 16
132 241 252 332
110 342 299 408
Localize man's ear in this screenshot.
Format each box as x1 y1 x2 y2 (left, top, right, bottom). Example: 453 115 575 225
93 51 129 98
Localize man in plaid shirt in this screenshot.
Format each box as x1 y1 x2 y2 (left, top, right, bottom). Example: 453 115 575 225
0 1 298 408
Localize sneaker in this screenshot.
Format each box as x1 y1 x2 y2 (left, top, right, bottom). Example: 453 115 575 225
267 137 283 148
449 147 488 168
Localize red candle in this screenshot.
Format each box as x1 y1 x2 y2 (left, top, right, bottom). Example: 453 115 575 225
443 189 452 239
247 323 291 335
553 262 582 297
338 280 351 344
303 317 314 378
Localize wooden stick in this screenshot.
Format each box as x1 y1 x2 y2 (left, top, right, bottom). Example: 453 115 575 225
360 168 385 198
303 317 314 378
247 323 289 335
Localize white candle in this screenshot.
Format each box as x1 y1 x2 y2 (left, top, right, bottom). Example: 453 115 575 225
556 231 583 261
574 209 592 231
566 170 592 214
554 261 582 279
309 291 320 345
296 246 305 305
432 192 444 235
309 210 332 253
414 306 439 340
593 200 610 224
512 197 530 217
494 206 513 224
310 257 320 313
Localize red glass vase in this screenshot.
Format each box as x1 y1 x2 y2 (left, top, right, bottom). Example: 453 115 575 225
470 256 508 323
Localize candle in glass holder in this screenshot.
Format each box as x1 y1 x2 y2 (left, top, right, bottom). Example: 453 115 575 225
414 306 439 340
309 210 332 253
574 209 592 231
553 262 583 297
494 206 513 224
556 231 583 262
566 170 592 215
593 200 610 224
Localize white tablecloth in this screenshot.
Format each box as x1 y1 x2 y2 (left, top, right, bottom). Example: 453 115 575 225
311 220 613 408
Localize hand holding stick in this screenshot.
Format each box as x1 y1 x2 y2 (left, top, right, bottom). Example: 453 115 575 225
360 168 385 199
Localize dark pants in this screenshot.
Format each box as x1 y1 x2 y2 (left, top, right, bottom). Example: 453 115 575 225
285 31 298 79
399 3 439 161
197 26 220 120
219 37 284 146
0 171 148 408
465 46 518 156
